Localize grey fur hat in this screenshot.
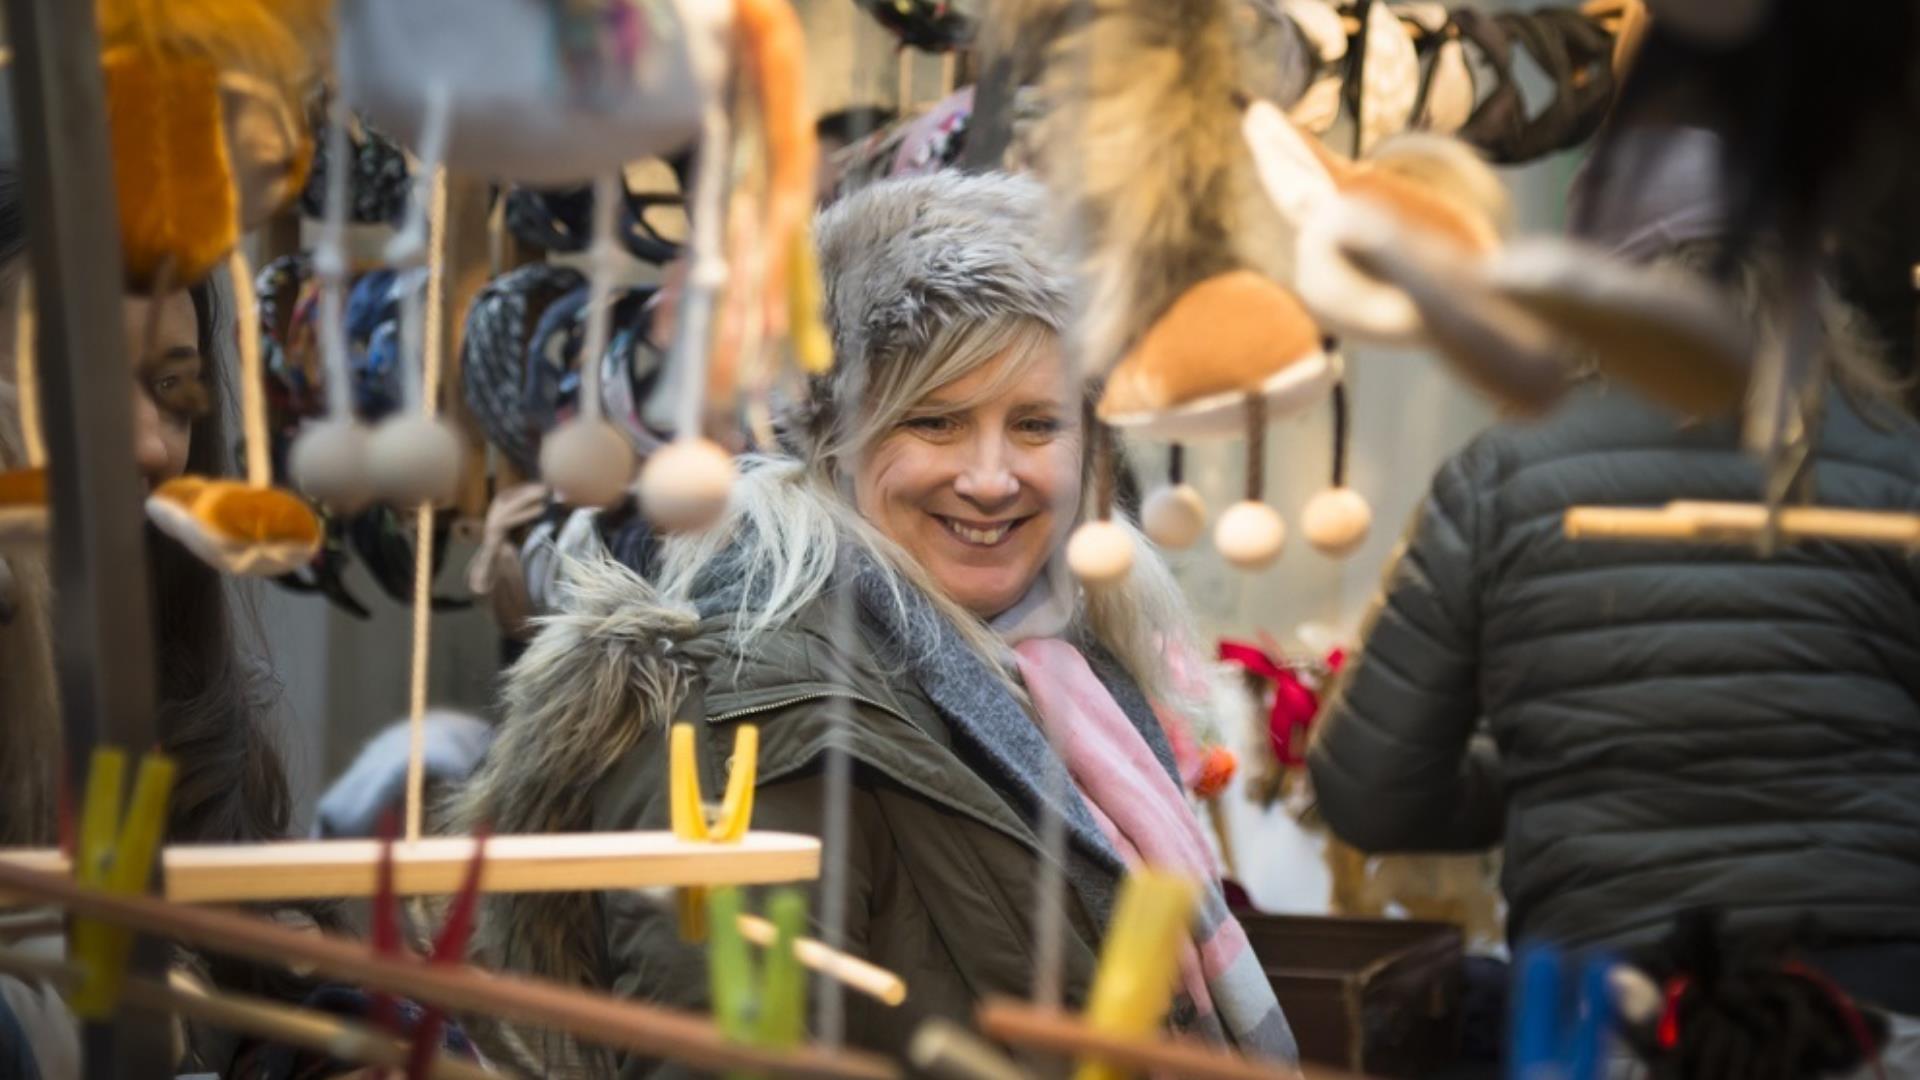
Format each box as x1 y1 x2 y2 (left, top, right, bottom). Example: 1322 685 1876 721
792 171 1072 454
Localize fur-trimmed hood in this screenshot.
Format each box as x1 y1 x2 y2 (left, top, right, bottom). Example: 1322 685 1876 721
440 556 697 1076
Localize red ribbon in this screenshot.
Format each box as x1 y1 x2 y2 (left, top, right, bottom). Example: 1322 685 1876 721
1219 640 1338 767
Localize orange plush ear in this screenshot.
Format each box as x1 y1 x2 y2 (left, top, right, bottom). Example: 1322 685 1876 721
195 482 322 546
1098 271 1329 438
0 467 46 507
102 46 238 289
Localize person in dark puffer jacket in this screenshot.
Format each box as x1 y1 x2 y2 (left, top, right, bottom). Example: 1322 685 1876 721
1308 233 1920 1019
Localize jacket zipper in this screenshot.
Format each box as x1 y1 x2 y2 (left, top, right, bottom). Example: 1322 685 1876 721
707 690 909 725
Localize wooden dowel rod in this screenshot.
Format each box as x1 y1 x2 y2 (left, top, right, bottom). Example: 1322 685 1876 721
0 948 499 1080
0 861 897 1080
975 998 1312 1080
1564 502 1920 547
738 913 907 1007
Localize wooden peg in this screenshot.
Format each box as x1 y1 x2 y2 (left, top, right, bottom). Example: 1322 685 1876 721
1563 501 1920 548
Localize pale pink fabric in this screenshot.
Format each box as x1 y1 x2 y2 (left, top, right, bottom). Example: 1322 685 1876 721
1013 637 1249 1018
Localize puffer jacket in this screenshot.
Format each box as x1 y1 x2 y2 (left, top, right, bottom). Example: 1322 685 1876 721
445 556 1176 1078
1308 383 1920 961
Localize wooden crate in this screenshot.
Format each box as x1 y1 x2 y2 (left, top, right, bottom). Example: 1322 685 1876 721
1240 914 1465 1077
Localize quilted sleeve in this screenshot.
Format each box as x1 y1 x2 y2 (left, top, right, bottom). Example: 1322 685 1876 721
1307 443 1503 854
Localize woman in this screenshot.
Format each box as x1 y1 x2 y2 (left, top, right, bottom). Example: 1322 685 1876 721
451 172 1295 1076
1307 132 1920 1070
0 168 471 1079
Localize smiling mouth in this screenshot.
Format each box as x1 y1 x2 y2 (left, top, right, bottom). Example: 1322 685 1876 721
935 514 1031 548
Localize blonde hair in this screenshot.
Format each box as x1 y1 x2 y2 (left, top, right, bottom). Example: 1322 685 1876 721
651 315 1199 705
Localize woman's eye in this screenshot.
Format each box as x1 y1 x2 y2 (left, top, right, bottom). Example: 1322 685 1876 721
904 415 958 435
1017 416 1063 437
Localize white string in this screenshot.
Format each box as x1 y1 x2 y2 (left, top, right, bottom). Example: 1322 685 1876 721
390 84 453 416
315 84 355 422
669 57 733 439
1031 0 1100 1012
576 172 623 423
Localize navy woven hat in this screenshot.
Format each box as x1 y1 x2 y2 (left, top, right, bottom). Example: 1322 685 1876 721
459 262 587 474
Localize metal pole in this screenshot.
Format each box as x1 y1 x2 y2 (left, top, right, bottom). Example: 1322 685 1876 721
2 0 170 1075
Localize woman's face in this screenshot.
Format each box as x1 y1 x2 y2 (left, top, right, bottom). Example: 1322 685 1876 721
124 291 206 490
854 345 1083 619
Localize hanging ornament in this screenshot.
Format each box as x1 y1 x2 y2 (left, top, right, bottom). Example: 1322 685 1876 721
1066 424 1134 586
640 13 737 533
1138 445 1205 550
1302 373 1372 558
290 87 375 513
539 173 639 508
365 85 463 509
1213 394 1285 571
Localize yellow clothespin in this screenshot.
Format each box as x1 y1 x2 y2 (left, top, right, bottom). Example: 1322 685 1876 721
787 227 833 375
669 723 759 941
1075 869 1201 1080
69 747 175 1019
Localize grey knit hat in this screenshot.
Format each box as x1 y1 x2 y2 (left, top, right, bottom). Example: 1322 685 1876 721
790 171 1072 456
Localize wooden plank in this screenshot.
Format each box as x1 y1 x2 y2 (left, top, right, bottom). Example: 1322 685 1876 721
0 831 821 904
0 859 899 1080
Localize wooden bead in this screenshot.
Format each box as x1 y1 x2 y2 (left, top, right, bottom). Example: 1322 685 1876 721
1303 487 1373 558
638 438 734 532
288 418 374 512
366 415 463 507
540 418 637 508
1066 519 1135 586
1214 501 1286 570
1140 484 1207 550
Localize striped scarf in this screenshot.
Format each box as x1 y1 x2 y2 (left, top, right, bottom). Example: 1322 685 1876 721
1013 637 1296 1060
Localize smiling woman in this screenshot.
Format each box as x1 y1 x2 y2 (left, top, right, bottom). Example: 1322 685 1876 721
447 172 1297 1076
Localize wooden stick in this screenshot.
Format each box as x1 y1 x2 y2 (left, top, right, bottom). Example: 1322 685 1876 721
0 947 499 1080
738 913 907 1007
0 860 898 1080
13 273 43 468
1563 501 1920 548
0 832 821 905
976 998 1311 1080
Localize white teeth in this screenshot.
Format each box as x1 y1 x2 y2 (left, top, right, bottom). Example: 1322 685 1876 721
945 519 1011 545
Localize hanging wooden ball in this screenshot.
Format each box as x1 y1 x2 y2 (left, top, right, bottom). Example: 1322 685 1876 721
1066 519 1135 585
1303 487 1373 558
1215 501 1286 570
366 414 464 507
1140 484 1207 550
540 418 637 508
638 437 734 532
288 418 374 512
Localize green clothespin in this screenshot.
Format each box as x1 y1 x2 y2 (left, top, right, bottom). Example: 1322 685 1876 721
706 885 809 1076
69 747 175 1019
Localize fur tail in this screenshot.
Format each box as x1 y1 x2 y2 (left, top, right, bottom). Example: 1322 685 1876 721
1030 0 1256 373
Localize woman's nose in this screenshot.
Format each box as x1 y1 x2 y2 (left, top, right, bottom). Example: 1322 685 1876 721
952 435 1019 506
130 387 171 484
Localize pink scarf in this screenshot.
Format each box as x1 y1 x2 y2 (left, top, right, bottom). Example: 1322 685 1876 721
1012 638 1257 1026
